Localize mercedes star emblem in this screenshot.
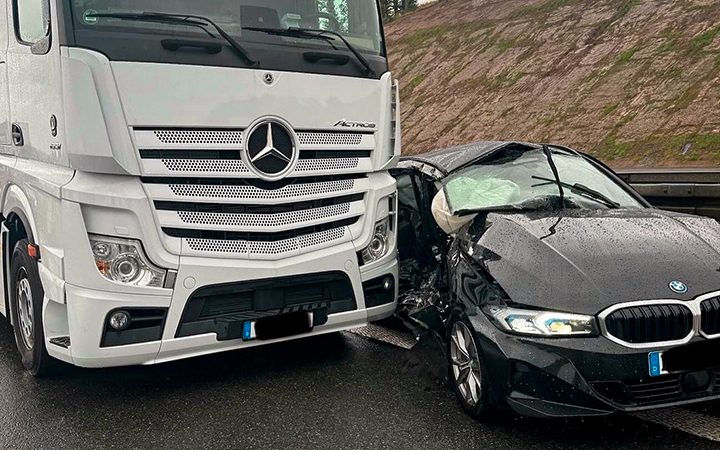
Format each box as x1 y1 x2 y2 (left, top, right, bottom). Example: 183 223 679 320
244 120 298 181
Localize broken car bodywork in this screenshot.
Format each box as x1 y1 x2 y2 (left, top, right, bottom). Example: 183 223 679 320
393 141 720 418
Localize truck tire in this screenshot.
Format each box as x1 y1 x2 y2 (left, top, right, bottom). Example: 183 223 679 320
10 239 56 376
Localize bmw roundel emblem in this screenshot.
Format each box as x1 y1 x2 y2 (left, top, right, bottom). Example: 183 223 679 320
668 281 688 294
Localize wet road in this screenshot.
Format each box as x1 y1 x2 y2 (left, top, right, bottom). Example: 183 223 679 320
0 320 717 450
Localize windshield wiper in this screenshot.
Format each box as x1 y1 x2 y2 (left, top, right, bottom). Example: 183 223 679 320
540 144 565 209
244 26 376 77
531 176 620 208
87 12 258 67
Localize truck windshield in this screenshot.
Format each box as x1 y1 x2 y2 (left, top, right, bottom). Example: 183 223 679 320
63 0 387 78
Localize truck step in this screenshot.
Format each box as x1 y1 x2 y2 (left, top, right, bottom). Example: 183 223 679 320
348 324 417 350
49 336 71 349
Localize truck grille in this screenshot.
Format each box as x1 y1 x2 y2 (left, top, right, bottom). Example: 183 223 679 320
604 304 693 344
135 127 374 259
153 129 244 145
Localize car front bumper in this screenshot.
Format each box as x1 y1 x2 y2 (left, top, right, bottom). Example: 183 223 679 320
468 312 720 418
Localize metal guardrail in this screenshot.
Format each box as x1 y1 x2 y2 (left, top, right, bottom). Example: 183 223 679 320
617 169 720 220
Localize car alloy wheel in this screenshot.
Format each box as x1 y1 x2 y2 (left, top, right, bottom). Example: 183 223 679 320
16 269 34 350
449 321 483 407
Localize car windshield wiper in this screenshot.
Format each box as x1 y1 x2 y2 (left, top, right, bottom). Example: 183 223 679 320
540 144 565 208
531 176 620 208
244 26 376 77
87 12 258 67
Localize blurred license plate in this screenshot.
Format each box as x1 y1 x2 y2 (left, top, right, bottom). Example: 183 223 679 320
648 351 665 377
244 312 313 341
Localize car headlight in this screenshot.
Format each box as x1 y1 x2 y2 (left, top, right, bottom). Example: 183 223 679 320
486 306 597 336
361 218 391 265
89 235 167 288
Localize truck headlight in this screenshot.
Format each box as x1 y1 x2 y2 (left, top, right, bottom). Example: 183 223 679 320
486 306 597 336
361 218 391 265
89 235 166 288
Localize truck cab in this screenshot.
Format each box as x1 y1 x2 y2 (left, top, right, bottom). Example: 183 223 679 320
0 0 400 374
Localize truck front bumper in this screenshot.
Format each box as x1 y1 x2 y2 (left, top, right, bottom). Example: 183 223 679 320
58 244 397 368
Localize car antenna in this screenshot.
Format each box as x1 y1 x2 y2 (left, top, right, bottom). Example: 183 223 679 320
541 144 565 208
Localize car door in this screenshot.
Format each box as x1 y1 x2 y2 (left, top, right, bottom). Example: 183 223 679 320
390 165 449 291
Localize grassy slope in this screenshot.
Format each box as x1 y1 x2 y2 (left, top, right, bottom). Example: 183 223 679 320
386 0 720 168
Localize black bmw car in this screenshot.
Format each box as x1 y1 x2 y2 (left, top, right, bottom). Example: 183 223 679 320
392 141 720 419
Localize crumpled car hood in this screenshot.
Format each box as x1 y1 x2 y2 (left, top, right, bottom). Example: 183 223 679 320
465 208 720 315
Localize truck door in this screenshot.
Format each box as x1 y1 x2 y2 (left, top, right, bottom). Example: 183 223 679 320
0 0 11 149
6 0 63 167
0 0 11 317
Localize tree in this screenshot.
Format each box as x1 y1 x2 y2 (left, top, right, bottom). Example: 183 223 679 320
379 0 418 20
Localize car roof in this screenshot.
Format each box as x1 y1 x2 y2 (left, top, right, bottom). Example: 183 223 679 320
399 141 540 177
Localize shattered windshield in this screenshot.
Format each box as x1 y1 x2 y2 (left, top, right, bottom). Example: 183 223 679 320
443 147 644 214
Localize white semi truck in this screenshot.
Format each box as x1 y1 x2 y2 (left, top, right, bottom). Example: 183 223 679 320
0 0 400 374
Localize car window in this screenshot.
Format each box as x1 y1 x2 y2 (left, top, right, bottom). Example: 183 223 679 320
443 147 644 214
16 0 50 43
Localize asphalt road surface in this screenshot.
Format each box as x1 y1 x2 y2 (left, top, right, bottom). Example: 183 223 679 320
0 320 718 450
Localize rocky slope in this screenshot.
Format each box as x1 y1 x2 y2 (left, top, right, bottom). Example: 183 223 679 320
386 0 720 167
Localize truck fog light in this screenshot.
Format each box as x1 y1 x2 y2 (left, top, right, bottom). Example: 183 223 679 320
382 276 394 291
361 218 391 265
89 235 168 288
109 310 131 331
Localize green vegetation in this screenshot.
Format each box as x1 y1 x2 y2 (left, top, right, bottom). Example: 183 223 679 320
394 24 450 48
667 82 703 112
508 70 527 85
401 73 426 98
616 47 637 63
601 103 619 117
496 38 517 52
689 26 720 55
594 134 720 165
596 136 631 160
394 20 492 49
662 65 683 81
656 29 680 54
509 0 579 19
586 0 639 43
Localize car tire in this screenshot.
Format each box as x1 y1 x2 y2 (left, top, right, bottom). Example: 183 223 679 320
447 313 494 420
9 239 56 376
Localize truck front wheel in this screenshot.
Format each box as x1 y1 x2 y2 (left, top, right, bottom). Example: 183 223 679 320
10 239 55 376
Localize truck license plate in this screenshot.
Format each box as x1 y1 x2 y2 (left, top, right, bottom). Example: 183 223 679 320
243 312 314 342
